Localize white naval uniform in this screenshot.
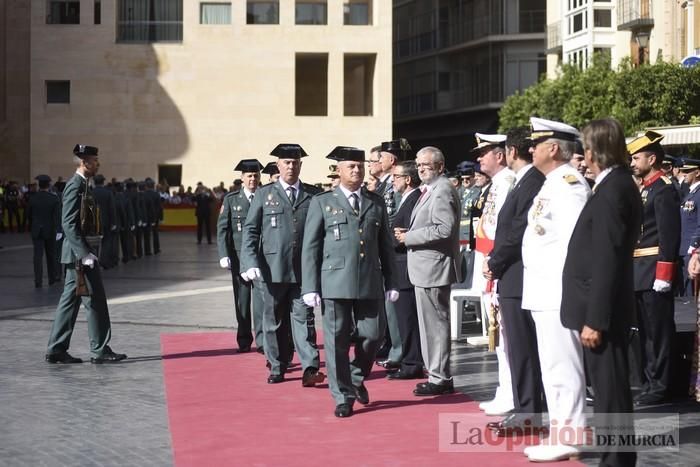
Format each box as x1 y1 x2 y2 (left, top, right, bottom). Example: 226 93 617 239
522 163 591 438
473 167 516 409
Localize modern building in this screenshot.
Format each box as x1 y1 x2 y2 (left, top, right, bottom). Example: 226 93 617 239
392 0 546 165
546 0 700 77
2 0 390 186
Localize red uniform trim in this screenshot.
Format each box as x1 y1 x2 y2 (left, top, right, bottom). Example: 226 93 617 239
655 261 675 282
642 171 663 188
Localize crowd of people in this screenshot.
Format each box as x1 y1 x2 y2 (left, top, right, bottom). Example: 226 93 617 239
24 118 700 466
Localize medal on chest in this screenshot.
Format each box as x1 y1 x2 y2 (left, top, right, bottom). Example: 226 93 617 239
683 200 696 213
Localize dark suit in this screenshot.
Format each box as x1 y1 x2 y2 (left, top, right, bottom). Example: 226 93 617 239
562 166 641 467
633 173 680 399
487 165 545 416
27 190 60 286
678 183 700 296
93 185 117 268
391 188 423 373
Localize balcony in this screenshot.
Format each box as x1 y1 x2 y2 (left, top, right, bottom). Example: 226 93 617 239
546 21 561 53
617 0 654 31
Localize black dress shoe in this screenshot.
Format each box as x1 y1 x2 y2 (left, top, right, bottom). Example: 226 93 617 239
487 414 546 437
586 386 595 406
387 369 425 380
354 383 370 405
45 351 83 364
376 359 401 370
90 350 127 364
334 403 354 418
302 367 326 387
413 381 454 396
267 374 284 384
634 392 665 406
237 346 252 353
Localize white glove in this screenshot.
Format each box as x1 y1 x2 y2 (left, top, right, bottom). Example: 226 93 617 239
130 225 135 231
688 246 696 256
111 225 117 232
385 290 400 302
652 279 672 293
55 233 63 241
245 268 262 280
151 223 156 227
303 292 321 307
240 271 250 282
81 253 98 269
219 257 231 269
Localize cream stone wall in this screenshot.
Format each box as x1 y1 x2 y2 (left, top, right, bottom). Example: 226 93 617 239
30 0 392 186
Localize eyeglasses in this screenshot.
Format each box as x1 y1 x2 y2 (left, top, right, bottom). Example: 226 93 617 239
367 159 380 164
393 173 408 179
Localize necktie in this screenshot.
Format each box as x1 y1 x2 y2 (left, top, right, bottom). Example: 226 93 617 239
288 186 296 205
248 194 254 203
350 193 359 212
418 186 427 202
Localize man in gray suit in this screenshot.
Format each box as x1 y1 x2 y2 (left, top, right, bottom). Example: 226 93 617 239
302 146 399 418
396 146 461 396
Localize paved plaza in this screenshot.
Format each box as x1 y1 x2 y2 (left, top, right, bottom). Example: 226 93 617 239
0 232 697 466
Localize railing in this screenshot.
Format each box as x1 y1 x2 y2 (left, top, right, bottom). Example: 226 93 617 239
547 21 562 51
117 21 183 43
617 0 654 30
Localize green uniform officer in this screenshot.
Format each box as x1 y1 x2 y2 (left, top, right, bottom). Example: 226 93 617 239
302 146 399 418
45 144 127 364
27 175 60 288
218 159 265 353
241 144 325 387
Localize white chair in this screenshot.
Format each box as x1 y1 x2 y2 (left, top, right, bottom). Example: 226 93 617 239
449 287 484 340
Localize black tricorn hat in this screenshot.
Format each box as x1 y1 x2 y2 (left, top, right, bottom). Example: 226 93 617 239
262 161 279 175
326 146 365 163
234 159 264 173
73 144 99 158
270 144 309 159
380 138 412 160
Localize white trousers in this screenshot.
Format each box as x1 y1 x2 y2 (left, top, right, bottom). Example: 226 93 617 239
531 309 586 440
481 284 514 409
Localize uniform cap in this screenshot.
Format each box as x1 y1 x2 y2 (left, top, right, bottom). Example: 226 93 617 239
270 143 308 159
35 174 52 183
529 117 580 144
326 146 365 162
679 158 700 171
471 133 507 153
73 144 99 158
447 171 461 180
627 130 665 156
380 138 412 161
234 159 264 173
262 161 279 175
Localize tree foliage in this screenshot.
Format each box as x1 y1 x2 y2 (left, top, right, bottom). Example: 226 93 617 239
498 55 700 136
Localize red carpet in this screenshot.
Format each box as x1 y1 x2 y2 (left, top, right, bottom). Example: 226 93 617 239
162 332 582 466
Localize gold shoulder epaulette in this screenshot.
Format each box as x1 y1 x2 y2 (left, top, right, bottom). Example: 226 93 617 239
661 176 672 184
563 174 579 184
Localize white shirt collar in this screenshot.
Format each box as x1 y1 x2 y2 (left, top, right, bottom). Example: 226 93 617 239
243 187 255 199
514 164 533 184
278 179 301 192
593 166 616 189
75 171 87 181
690 181 700 193
380 173 392 184
398 187 418 208
338 184 362 204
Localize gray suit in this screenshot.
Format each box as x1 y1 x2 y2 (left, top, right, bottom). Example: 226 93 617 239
404 175 461 384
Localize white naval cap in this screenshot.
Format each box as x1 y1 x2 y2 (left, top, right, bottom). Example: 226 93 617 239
471 133 507 153
529 117 580 143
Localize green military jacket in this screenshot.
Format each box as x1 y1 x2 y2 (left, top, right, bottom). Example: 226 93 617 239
59 173 94 264
217 189 254 274
27 190 60 240
301 187 397 300
241 180 321 284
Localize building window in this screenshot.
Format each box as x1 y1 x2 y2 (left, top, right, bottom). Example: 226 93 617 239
117 0 183 43
46 81 70 104
95 0 101 24
344 54 375 116
46 1 80 24
247 1 278 24
570 11 585 34
593 9 611 28
296 53 328 116
344 0 370 25
200 3 231 24
296 1 327 25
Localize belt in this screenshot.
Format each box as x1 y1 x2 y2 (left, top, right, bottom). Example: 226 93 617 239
633 246 659 258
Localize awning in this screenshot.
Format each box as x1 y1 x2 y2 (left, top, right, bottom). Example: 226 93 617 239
644 125 700 146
